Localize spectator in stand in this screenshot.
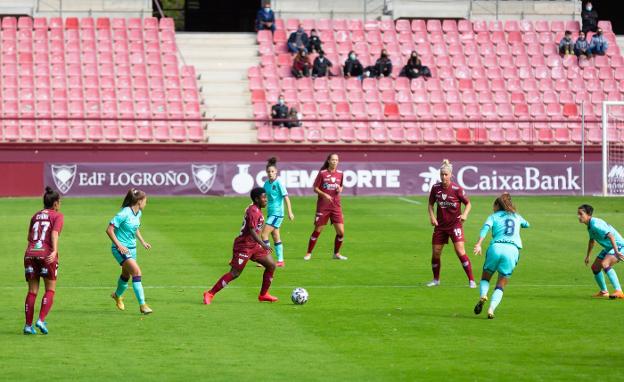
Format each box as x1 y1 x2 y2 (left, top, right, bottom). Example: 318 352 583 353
589 28 608 56
256 2 275 33
343 51 363 79
312 50 333 78
291 50 311 78
286 107 302 128
364 49 392 78
287 25 309 54
271 95 289 127
559 30 575 57
581 1 598 34
574 31 592 61
307 29 323 54
400 51 431 80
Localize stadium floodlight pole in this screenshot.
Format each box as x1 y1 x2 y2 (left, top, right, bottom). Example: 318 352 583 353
581 101 585 196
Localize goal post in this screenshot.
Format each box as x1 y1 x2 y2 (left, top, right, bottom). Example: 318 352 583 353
602 101 624 196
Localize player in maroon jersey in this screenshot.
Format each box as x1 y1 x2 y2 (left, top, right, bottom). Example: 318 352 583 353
23 187 64 335
203 187 278 304
304 153 347 260
427 159 476 288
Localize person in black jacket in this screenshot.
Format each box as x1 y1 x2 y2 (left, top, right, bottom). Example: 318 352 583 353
364 49 392 78
287 25 309 54
400 51 431 80
307 29 322 53
343 51 363 79
271 95 289 127
255 2 275 32
312 50 333 78
581 1 598 34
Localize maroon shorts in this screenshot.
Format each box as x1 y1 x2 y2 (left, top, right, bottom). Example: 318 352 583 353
230 244 270 272
24 256 58 281
314 208 344 227
432 226 465 245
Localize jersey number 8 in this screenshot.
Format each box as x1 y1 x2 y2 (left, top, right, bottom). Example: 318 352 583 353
504 219 515 236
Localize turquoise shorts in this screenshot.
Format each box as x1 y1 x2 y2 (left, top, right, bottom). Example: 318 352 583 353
483 242 519 278
266 215 284 229
112 246 137 265
597 245 624 260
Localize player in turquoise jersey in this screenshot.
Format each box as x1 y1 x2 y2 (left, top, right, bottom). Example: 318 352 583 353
577 204 624 299
473 193 529 319
261 157 294 267
106 188 153 314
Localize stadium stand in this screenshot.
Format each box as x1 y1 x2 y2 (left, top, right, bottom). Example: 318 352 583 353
0 16 204 143
252 18 622 144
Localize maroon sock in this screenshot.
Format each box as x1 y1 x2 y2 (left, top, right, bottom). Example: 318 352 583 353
307 231 321 254
458 254 474 281
38 290 55 322
25 292 37 326
432 257 441 281
334 235 344 254
209 272 235 295
260 269 274 296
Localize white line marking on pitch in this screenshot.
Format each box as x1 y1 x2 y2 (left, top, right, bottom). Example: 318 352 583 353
0 284 594 290
398 197 422 205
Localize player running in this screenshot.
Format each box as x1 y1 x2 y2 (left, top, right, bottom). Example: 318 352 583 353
577 204 624 299
473 193 530 319
262 157 294 267
107 188 153 314
427 159 475 287
304 153 347 260
23 187 64 335
203 187 278 304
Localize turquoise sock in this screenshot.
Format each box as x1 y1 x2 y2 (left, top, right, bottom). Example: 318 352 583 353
605 268 622 291
594 271 608 291
115 275 129 297
132 276 146 305
275 242 284 262
479 279 489 298
490 287 504 313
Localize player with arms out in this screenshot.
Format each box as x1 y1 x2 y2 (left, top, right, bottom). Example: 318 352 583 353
304 153 347 260
427 159 475 287
203 187 278 304
577 204 624 299
262 157 294 267
107 188 153 314
23 187 64 335
473 193 530 319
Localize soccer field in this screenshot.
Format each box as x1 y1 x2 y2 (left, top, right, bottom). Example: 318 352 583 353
1 195 623 381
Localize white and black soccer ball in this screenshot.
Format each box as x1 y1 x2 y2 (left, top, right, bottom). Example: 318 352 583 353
291 287 308 305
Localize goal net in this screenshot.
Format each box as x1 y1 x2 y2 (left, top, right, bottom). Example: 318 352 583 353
602 101 624 196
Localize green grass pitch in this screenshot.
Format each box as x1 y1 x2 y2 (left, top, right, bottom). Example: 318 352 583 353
1 195 624 381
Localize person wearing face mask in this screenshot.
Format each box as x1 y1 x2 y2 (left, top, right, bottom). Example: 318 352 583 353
312 50 333 78
574 31 592 61
307 29 323 54
256 2 275 33
271 96 289 127
291 49 311 78
400 51 431 80
581 1 598 34
287 24 309 54
589 28 608 56
364 49 393 78
343 51 363 79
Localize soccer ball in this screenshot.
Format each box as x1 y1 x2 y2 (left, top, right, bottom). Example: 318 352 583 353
291 287 308 305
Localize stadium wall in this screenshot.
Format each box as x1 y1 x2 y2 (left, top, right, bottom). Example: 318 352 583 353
0 143 601 197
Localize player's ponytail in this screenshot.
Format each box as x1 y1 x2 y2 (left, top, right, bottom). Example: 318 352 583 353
494 192 516 213
266 156 278 170
43 186 60 209
122 188 146 208
321 153 338 171
440 159 453 173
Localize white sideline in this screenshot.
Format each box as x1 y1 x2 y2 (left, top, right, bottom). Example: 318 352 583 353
398 197 422 205
0 284 595 290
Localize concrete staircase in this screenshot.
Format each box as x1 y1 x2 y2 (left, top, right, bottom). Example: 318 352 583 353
176 33 259 144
